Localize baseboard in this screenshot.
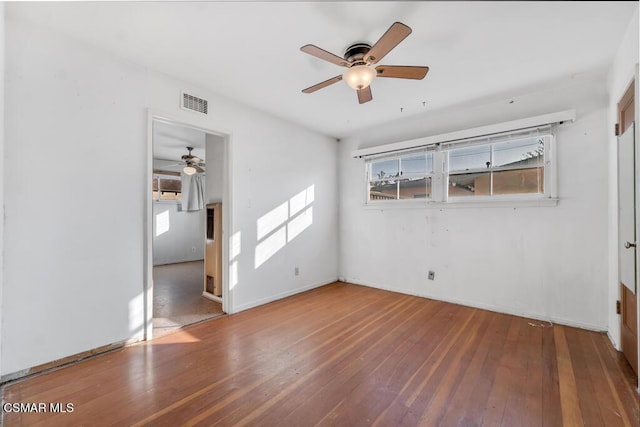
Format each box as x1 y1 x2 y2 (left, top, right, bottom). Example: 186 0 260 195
0 337 141 385
343 277 607 333
607 330 621 351
233 278 337 313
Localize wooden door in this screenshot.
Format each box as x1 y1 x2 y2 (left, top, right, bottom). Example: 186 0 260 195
618 80 637 376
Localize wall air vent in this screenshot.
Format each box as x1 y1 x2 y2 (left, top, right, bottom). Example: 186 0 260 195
181 92 208 115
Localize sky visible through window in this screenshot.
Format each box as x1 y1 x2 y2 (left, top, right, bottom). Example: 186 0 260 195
449 137 544 172
371 153 433 181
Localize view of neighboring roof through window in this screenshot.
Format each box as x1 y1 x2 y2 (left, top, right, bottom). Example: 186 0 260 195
448 136 546 198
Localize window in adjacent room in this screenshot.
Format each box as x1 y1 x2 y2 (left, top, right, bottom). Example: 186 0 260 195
153 174 182 202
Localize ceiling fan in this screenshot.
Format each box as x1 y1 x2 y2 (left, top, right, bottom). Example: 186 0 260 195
300 22 429 104
179 146 206 175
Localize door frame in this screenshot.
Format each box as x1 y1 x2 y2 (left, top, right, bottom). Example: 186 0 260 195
144 110 233 341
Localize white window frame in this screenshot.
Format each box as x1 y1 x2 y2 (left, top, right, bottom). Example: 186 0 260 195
443 131 554 203
360 116 565 209
366 149 436 203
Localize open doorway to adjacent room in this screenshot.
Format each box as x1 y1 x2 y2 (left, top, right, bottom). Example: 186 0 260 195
151 118 227 337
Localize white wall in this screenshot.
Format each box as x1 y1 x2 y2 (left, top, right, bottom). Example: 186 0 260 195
339 76 611 330
205 133 225 203
148 72 339 313
2 16 148 377
0 2 5 376
606 7 639 350
152 203 205 266
2 12 338 376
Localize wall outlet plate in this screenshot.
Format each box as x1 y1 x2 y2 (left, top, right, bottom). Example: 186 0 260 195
428 271 435 280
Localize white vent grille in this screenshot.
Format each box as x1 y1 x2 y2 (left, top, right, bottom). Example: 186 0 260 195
181 92 208 115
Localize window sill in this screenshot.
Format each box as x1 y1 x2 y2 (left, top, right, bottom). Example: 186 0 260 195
363 197 559 210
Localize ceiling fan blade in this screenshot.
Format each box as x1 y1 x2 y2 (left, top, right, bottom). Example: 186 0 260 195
182 155 202 163
357 86 373 104
300 44 350 67
376 65 429 80
193 165 205 173
302 75 343 94
365 22 412 64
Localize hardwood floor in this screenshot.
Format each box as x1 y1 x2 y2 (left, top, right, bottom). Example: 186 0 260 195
2 282 638 426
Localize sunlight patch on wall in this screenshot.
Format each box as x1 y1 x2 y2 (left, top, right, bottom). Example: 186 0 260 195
288 206 313 242
231 231 242 260
255 227 287 269
254 185 315 269
155 210 170 237
128 292 145 336
289 186 314 217
257 201 288 241
230 260 238 290
230 231 241 290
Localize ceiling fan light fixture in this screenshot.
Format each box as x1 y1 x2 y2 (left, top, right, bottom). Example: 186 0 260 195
183 165 197 175
342 65 377 90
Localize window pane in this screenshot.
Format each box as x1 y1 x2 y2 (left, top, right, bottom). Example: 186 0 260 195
449 145 491 172
159 178 182 201
449 172 491 196
400 154 427 179
493 137 544 168
399 177 431 199
370 159 399 181
492 167 544 195
369 182 397 200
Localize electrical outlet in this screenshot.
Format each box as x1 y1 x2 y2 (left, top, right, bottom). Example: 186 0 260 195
191 246 196 253
428 271 435 280
295 267 299 276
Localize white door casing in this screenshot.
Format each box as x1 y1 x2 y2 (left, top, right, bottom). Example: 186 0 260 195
619 122 637 293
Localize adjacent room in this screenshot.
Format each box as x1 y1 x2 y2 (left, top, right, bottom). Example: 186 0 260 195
1 1 639 425
151 120 226 336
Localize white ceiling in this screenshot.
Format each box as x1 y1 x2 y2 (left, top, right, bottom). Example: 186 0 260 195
153 120 206 169
9 1 638 139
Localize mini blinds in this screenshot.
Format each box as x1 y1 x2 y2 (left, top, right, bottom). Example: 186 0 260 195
440 125 553 151
365 144 436 162
363 124 553 160
363 120 562 203
352 110 574 159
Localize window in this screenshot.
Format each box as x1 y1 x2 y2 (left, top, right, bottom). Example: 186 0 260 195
365 127 555 205
368 151 434 201
153 174 182 202
447 135 547 198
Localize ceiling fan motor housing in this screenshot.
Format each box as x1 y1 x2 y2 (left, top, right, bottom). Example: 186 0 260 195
344 43 372 64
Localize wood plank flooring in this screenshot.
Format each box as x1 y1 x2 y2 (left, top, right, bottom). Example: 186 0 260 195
2 282 638 426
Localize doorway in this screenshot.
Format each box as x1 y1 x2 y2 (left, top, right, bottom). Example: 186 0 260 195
148 116 230 338
618 78 638 378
